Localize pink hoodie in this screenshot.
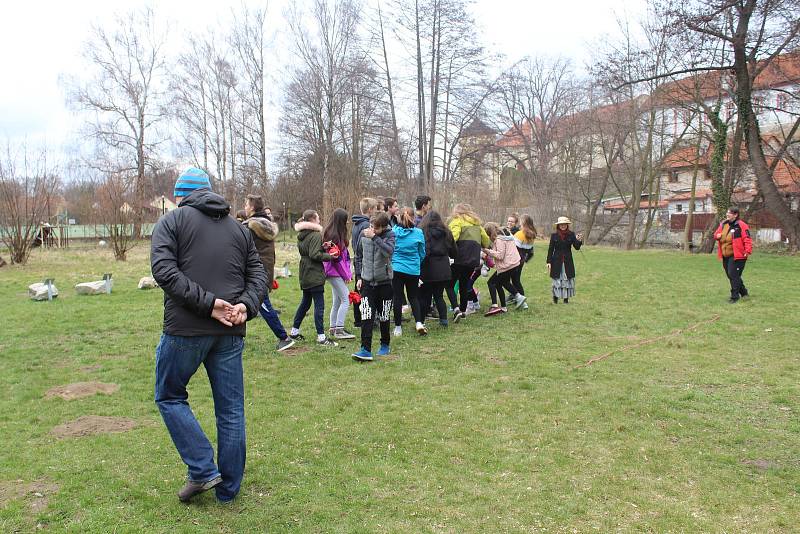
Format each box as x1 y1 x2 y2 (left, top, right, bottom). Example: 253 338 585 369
486 234 521 273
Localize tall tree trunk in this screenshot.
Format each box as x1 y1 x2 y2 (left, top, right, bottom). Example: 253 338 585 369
732 2 800 250
415 0 426 191
377 2 407 182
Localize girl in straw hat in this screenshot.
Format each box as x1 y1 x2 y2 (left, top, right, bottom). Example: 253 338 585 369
546 217 583 303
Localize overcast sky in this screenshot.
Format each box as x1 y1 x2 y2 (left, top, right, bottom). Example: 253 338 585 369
0 0 645 158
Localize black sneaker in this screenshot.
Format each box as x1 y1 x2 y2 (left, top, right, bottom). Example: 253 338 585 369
453 310 465 323
728 297 740 304
289 333 305 341
276 338 296 352
177 476 222 503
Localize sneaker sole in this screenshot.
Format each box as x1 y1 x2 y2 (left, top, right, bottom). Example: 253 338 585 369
277 340 296 352
352 354 373 361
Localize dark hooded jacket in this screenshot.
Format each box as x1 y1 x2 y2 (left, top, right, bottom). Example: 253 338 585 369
295 221 333 290
351 214 371 279
150 189 267 337
244 210 279 287
421 224 457 282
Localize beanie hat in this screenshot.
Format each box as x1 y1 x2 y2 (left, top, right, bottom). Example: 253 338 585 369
174 167 212 198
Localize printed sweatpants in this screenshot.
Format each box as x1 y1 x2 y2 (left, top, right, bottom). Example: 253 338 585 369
359 282 393 353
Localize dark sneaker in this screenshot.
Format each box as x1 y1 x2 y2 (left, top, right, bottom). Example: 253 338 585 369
453 310 465 323
178 476 222 503
289 333 305 341
439 320 449 327
377 344 391 356
276 338 295 352
318 337 339 347
352 348 373 361
728 297 740 304
334 328 356 340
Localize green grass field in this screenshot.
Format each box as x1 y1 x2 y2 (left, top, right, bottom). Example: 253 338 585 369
1 241 798 532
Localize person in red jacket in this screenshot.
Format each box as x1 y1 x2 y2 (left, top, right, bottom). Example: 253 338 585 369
714 206 753 303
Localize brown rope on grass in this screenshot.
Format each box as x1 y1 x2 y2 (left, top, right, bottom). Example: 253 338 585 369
574 314 721 369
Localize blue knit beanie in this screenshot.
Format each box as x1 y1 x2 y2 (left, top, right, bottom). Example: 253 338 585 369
174 167 212 198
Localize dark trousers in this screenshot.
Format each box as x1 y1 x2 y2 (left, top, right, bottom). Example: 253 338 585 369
353 277 363 327
420 280 449 323
292 285 325 335
450 264 475 313
359 282 392 352
722 257 748 299
259 291 287 340
392 272 423 325
510 263 525 296
487 270 517 307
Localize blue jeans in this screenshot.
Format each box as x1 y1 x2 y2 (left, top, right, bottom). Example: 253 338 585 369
154 334 246 502
292 284 325 335
259 291 288 340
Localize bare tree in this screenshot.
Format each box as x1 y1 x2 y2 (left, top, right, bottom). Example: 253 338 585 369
645 0 800 249
0 143 60 265
65 7 167 230
95 173 137 261
492 56 583 227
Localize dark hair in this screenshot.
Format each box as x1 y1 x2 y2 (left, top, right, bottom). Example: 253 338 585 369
419 209 445 235
246 194 265 213
301 209 318 222
414 195 431 211
383 197 397 210
397 207 416 228
727 206 740 215
371 212 390 229
323 208 350 247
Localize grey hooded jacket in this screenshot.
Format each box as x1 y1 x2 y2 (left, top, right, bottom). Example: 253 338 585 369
356 228 395 286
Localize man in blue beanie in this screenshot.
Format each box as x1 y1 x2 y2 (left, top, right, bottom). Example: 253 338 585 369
151 167 267 503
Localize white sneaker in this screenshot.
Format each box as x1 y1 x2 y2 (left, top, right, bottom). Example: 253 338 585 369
415 322 428 335
393 326 402 337
514 294 527 310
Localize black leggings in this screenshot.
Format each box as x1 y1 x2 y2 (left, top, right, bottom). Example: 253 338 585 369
392 272 423 325
450 264 475 313
510 263 524 296
487 270 517 307
420 280 449 322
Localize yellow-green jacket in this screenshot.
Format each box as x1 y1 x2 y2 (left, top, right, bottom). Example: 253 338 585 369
448 215 490 268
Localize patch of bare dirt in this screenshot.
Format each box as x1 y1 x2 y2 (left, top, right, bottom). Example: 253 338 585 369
280 346 311 356
45 382 119 400
0 479 59 513
742 459 776 470
50 416 137 438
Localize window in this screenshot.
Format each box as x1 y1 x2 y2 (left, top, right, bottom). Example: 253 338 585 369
725 101 736 120
776 92 789 111
753 95 766 115
669 171 679 183
675 203 683 212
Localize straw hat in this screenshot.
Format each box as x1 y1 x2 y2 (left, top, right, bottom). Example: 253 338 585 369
553 216 571 229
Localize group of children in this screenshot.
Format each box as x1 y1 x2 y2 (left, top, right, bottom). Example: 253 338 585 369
241 194 584 361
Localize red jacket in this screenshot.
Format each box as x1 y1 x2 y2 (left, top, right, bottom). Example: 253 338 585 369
714 218 753 260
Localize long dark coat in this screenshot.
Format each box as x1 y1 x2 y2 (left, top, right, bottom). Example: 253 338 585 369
421 225 457 282
546 231 582 279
